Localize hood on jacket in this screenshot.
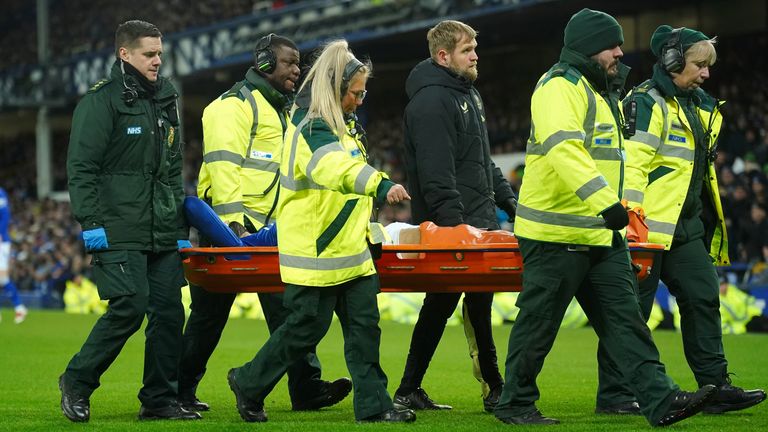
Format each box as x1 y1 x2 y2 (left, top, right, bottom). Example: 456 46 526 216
405 58 472 100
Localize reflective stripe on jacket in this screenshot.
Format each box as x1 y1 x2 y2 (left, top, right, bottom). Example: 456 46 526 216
623 85 728 265
197 71 284 229
278 109 389 286
515 65 623 246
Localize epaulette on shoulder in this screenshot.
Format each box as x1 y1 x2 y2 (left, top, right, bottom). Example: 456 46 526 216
544 63 581 86
87 78 112 94
562 67 582 85
626 80 657 107
306 117 330 133
633 80 655 94
220 80 248 101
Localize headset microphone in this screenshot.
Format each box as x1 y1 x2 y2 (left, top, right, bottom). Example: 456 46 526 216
120 60 138 106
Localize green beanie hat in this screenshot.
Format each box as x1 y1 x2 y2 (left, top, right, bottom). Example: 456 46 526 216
564 8 624 56
650 25 710 57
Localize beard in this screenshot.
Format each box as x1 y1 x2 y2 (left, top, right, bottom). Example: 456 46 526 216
464 66 478 82
449 60 478 82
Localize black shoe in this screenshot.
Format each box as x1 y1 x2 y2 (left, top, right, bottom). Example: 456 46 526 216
59 374 90 423
393 387 452 410
497 408 560 425
291 377 353 411
178 394 210 412
483 385 502 413
179 395 211 411
227 368 267 422
656 384 717 427
703 383 766 414
595 401 641 415
138 404 202 420
360 408 417 423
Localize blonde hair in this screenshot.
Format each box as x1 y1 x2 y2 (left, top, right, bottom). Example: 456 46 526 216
427 20 477 60
685 38 717 66
293 39 371 136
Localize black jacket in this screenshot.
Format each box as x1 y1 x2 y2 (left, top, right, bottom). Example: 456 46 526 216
403 59 515 229
67 61 185 251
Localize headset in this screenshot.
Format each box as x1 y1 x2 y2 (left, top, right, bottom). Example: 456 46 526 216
255 33 277 74
340 57 365 95
660 27 686 73
120 60 138 106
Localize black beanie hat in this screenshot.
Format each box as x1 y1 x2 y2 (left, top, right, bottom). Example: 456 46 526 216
564 8 624 56
650 25 710 58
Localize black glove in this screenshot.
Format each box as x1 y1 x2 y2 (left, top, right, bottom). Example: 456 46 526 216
499 197 518 222
368 240 383 260
601 202 629 230
228 221 248 238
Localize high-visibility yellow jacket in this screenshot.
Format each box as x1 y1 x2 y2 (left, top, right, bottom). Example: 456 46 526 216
64 276 106 315
668 282 763 334
515 64 625 246
278 109 393 287
623 80 728 265
719 283 763 335
197 69 288 229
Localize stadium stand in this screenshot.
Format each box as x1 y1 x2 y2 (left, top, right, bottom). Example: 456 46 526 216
0 0 420 72
1 0 767 328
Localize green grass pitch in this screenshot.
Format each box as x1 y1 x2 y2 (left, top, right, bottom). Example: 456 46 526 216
0 308 766 431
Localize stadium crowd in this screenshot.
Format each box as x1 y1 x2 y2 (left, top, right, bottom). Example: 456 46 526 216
0 188 83 307
1 27 767 321
0 0 387 71
2 0 259 70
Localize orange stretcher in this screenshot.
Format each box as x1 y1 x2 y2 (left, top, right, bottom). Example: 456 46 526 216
182 240 664 294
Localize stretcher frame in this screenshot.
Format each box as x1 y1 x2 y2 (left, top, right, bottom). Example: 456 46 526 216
182 243 663 293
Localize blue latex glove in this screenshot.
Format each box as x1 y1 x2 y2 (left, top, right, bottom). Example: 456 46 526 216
177 240 193 250
82 227 109 251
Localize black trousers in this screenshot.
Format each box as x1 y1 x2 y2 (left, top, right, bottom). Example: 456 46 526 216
179 285 324 403
64 249 186 408
234 275 393 420
397 291 503 394
495 235 678 425
598 239 728 405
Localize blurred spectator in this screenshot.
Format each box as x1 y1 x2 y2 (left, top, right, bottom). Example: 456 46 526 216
63 273 106 315
1 0 269 70
737 203 768 263
751 175 768 206
0 0 411 71
0 180 85 306
717 276 766 334
1 14 768 317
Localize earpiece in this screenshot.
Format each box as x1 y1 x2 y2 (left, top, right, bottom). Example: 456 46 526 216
120 60 138 106
660 28 685 74
255 33 277 74
340 58 364 95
